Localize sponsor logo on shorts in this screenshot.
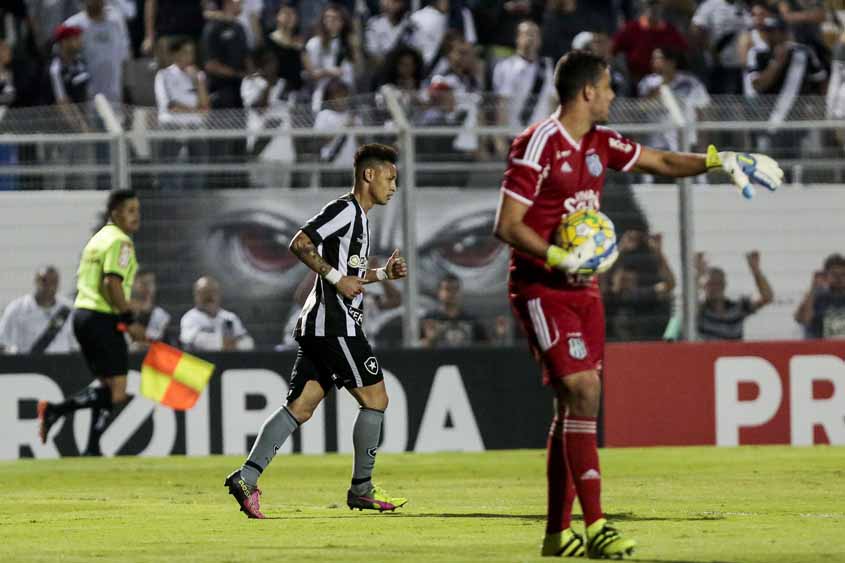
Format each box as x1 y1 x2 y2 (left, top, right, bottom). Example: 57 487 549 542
568 336 587 360
364 356 379 375
367 447 378 458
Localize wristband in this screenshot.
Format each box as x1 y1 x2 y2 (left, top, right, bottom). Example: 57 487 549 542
376 267 389 281
545 245 567 269
705 144 722 170
324 268 342 285
116 311 135 332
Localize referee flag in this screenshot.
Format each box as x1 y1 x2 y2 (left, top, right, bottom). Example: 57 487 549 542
140 342 215 410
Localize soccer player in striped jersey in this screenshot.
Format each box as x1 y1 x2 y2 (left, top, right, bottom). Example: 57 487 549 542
494 51 783 558
225 143 408 518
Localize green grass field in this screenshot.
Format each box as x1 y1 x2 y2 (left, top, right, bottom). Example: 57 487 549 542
1 447 843 562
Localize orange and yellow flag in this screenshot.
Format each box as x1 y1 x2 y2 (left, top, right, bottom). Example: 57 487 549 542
140 342 215 410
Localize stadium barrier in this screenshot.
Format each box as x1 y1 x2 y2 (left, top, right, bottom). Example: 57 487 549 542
604 339 845 447
0 346 552 460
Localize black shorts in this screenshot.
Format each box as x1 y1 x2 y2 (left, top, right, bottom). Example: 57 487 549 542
73 308 128 378
288 336 383 401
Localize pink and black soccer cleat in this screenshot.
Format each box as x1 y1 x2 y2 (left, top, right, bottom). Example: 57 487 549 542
224 469 266 519
346 486 408 512
37 401 59 445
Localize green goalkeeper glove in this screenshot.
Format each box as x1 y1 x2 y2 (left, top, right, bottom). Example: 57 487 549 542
706 145 783 199
546 238 597 274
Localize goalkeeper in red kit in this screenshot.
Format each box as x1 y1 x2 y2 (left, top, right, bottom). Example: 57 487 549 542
494 50 783 558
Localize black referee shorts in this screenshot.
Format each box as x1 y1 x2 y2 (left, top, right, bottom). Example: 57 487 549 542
73 308 129 378
287 336 384 402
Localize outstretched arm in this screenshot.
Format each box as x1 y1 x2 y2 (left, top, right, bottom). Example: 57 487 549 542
631 145 707 178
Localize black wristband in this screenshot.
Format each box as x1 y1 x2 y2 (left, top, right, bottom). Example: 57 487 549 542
118 311 135 325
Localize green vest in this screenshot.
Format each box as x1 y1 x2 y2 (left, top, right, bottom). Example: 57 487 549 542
74 224 138 314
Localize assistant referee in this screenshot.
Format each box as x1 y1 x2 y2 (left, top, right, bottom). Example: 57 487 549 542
38 189 147 456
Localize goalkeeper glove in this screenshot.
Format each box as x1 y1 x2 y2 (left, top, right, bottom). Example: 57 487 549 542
546 238 597 274
706 145 783 199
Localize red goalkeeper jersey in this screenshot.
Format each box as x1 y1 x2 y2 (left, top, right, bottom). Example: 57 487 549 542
501 117 641 293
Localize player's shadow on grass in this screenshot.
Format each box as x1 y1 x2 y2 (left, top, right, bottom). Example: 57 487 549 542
284 511 725 522
395 512 723 522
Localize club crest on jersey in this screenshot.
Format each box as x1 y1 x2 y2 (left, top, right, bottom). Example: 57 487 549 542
364 356 379 375
347 255 367 269
586 153 603 177
568 336 587 360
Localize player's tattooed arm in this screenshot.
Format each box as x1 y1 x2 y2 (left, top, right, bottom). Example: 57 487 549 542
289 230 333 277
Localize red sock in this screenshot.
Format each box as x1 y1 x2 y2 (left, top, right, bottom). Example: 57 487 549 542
564 415 603 526
545 417 577 533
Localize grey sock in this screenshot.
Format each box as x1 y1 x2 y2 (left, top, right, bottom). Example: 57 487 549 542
349 407 384 495
241 406 299 487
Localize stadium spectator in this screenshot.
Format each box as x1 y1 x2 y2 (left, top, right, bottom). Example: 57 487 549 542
64 0 130 103
290 0 355 36
493 20 556 134
241 47 296 188
474 0 544 51
697 250 773 340
743 13 826 155
203 0 249 109
205 0 264 50
777 0 827 67
572 30 630 95
689 0 750 94
364 0 413 67
266 4 307 102
304 4 359 113
142 0 206 61
128 269 171 349
43 24 95 190
612 0 688 88
0 40 17 191
420 274 487 348
637 47 710 151
540 0 616 61
414 75 477 178
744 14 826 98
826 35 845 120
24 0 80 55
153 37 209 191
794 253 845 338
0 266 77 355
180 275 255 351
379 44 425 102
604 229 675 341
428 37 481 93
737 1 774 70
313 78 362 186
408 0 477 71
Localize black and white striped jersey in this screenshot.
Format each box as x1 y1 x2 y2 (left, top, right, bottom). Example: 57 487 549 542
295 193 371 338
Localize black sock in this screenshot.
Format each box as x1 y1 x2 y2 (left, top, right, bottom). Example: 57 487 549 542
53 386 110 416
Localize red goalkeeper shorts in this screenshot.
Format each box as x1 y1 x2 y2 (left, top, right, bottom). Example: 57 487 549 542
510 286 605 385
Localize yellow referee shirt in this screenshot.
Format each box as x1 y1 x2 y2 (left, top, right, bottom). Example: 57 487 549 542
74 224 138 314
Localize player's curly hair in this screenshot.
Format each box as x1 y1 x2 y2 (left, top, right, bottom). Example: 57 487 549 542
554 50 609 105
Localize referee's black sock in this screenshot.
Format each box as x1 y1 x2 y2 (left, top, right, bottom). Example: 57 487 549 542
52 386 111 416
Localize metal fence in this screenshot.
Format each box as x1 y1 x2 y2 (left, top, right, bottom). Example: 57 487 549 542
2 91 845 346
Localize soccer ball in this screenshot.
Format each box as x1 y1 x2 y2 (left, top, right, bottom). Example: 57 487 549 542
556 208 619 275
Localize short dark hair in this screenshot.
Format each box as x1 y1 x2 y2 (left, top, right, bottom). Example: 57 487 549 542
106 189 137 216
554 50 609 104
168 36 193 54
354 144 399 177
824 253 845 271
439 274 461 288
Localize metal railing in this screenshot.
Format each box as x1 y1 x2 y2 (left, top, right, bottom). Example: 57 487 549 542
2 92 845 345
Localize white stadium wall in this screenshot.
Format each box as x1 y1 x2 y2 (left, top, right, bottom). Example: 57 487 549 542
0 186 843 341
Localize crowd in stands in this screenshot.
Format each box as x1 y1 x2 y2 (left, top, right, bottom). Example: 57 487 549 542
1 0 845 143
